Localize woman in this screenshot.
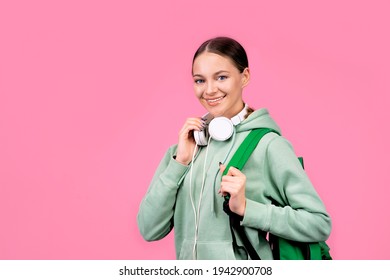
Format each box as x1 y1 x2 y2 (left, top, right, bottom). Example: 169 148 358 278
137 36 331 260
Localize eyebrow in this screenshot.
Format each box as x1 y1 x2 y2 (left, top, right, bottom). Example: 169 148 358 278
193 70 230 77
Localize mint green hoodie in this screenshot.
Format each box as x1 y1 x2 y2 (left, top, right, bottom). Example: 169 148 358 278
137 108 331 260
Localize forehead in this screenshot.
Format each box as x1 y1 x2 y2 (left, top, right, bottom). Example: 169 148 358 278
192 52 238 75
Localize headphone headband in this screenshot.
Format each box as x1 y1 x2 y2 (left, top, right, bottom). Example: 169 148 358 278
230 103 249 126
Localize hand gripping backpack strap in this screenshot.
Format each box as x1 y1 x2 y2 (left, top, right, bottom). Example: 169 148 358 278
223 128 332 260
222 128 279 260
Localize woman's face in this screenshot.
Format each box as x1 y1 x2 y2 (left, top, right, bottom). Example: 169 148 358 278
192 52 250 118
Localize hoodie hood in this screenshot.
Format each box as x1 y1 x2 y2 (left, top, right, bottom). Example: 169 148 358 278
236 108 281 134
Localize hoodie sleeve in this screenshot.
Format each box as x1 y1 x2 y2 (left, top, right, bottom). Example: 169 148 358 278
137 145 189 241
241 136 331 242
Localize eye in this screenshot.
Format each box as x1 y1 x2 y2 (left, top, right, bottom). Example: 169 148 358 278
218 75 228 81
194 79 205 84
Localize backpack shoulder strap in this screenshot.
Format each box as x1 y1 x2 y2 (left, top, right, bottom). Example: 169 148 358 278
222 128 280 177
222 128 279 260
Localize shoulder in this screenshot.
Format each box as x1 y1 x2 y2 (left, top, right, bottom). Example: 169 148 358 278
249 130 297 165
256 130 292 152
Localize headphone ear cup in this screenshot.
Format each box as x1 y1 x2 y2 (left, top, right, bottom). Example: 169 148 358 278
194 128 209 146
209 117 234 141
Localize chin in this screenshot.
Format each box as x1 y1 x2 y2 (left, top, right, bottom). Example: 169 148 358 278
200 101 227 117
207 108 225 118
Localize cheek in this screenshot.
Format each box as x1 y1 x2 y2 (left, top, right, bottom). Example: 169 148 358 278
193 85 204 98
218 81 235 93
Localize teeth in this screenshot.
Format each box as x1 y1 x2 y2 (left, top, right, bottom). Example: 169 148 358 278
208 96 224 102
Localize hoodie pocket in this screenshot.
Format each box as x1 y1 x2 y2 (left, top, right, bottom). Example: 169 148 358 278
179 239 236 260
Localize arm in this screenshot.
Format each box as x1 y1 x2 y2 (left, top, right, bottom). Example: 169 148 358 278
242 136 331 242
137 117 203 241
137 146 189 241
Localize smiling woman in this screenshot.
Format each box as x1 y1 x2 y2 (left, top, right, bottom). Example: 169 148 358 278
192 37 250 120
137 37 331 260
192 52 250 119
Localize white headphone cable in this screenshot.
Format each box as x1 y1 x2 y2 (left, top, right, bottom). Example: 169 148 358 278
189 144 198 230
189 142 198 259
190 136 212 259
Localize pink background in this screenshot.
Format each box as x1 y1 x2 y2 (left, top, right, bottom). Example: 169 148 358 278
1 0 389 260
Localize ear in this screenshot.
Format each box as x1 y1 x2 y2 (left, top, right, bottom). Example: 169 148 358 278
241 68 250 88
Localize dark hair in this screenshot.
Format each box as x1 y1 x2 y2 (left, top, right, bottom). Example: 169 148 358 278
192 37 249 73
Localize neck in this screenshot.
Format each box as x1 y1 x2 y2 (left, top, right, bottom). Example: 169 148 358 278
230 103 248 125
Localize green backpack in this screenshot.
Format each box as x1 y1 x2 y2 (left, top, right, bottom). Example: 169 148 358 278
222 128 332 260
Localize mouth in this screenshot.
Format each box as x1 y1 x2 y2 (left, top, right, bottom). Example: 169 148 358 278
203 95 226 106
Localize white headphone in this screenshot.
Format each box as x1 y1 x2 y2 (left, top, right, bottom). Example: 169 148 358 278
194 103 249 146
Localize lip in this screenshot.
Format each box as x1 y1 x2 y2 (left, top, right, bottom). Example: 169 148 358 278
203 95 226 106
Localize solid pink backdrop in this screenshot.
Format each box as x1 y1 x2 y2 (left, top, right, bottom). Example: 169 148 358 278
1 0 389 259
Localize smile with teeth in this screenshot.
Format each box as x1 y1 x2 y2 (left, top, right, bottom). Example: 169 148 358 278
204 95 225 105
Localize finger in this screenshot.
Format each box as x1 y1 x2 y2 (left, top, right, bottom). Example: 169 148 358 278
182 120 203 131
180 124 202 135
220 179 244 189
219 184 238 197
226 166 244 177
219 163 226 174
186 117 205 127
179 122 204 137
221 176 245 185
181 118 204 129
218 186 230 197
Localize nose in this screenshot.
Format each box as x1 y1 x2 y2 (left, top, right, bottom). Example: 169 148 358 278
205 81 217 96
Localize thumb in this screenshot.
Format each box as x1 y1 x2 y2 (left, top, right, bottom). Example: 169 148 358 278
226 166 242 176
